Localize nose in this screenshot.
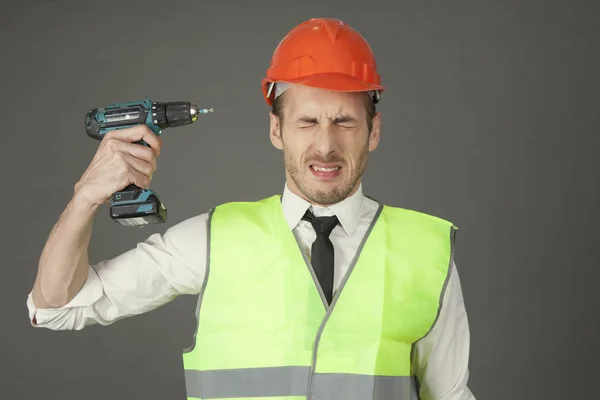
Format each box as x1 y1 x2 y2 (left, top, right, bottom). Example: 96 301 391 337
314 124 336 156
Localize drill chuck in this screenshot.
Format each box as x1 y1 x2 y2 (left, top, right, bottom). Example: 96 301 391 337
163 101 196 127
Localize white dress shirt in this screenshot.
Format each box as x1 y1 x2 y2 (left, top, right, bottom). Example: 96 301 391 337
27 182 475 400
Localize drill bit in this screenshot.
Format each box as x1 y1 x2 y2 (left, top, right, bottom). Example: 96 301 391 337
189 104 214 121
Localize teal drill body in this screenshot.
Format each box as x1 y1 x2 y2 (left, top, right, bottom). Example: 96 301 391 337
84 100 209 227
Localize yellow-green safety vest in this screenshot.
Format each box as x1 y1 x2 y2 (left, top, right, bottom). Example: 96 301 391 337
181 194 456 400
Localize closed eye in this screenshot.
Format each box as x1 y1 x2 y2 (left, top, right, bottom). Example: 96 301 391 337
296 116 319 128
333 116 358 128
294 115 359 128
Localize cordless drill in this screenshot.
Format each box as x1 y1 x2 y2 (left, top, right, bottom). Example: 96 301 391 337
84 100 213 227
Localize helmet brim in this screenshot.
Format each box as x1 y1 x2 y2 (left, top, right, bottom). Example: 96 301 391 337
263 73 385 106
282 73 385 93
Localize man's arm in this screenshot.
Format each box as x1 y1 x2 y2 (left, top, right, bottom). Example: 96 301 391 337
27 124 208 330
412 261 476 400
27 213 209 330
30 125 162 311
30 194 100 311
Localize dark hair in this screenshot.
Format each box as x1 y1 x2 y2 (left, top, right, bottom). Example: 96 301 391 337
271 92 377 133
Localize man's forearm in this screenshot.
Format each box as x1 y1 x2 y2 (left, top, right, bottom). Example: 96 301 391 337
412 262 476 400
31 194 99 309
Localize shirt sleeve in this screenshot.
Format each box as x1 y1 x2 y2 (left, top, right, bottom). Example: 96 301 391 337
412 260 476 400
26 213 210 331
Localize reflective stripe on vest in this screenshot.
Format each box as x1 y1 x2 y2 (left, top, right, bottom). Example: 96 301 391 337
185 366 418 399
181 195 456 400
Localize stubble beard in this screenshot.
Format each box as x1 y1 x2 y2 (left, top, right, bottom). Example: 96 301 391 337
284 142 369 206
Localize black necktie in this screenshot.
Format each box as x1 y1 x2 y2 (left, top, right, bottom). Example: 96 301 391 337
302 209 339 305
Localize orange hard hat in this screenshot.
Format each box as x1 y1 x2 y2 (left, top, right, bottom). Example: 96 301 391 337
262 18 386 106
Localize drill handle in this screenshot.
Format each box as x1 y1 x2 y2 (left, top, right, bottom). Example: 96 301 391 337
123 183 141 191
119 139 152 193
134 139 150 147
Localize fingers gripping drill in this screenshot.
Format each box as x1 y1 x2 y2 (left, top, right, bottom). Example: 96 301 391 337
84 100 213 227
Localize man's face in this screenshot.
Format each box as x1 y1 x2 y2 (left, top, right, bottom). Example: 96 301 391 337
269 84 381 206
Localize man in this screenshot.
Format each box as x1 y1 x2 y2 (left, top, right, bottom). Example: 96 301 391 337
27 18 475 400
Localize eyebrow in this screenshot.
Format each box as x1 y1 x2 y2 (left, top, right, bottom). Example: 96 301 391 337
295 114 357 124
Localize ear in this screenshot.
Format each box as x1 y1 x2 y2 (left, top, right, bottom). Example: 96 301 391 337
269 112 283 150
368 112 381 152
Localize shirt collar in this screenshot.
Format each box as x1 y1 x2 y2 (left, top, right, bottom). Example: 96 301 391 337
281 181 365 235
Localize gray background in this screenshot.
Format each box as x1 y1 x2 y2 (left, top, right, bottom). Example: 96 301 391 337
1 0 598 399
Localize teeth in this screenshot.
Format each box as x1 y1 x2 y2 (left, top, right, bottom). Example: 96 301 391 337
312 166 340 172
